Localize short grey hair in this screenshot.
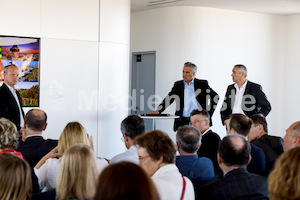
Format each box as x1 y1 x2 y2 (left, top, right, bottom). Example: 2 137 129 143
4 64 18 74
292 121 300 137
235 64 247 77
184 62 197 73
0 118 19 149
176 125 201 153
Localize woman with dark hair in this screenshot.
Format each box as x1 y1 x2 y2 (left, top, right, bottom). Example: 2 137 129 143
134 130 195 200
94 162 160 200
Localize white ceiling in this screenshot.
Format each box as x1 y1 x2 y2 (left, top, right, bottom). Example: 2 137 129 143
131 0 300 15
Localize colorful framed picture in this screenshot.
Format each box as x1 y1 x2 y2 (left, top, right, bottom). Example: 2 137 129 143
0 35 40 107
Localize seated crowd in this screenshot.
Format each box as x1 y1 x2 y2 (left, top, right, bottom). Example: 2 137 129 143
0 108 300 200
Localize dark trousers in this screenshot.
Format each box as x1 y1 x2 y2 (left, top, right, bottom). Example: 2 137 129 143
174 117 190 131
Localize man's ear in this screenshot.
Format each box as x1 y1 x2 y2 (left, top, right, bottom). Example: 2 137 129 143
247 155 252 165
43 123 48 131
294 136 300 145
217 153 222 165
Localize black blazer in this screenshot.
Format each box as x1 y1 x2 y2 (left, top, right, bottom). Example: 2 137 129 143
220 81 271 124
17 136 58 168
197 130 222 175
247 143 266 175
157 78 219 129
0 83 24 130
197 168 269 200
251 134 283 176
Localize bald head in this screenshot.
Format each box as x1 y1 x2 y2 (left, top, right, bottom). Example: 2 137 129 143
4 65 19 87
284 121 300 151
25 109 47 132
218 134 251 167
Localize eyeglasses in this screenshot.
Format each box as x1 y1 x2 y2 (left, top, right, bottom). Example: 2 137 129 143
189 119 207 125
139 155 150 162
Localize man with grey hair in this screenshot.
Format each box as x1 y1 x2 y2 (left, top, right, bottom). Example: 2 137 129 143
283 121 300 151
176 125 215 182
220 64 271 128
110 115 145 164
0 64 24 131
149 62 219 131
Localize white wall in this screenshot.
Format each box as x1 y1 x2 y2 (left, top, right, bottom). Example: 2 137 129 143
131 7 287 140
0 0 131 159
284 14 300 130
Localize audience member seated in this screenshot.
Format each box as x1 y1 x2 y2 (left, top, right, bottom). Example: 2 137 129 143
283 121 300 151
190 109 222 175
110 115 145 164
134 130 195 200
0 118 40 194
34 121 108 192
198 134 269 200
17 109 58 168
249 114 283 176
0 153 32 200
176 125 215 181
269 146 300 200
94 161 160 200
228 114 266 175
56 144 99 200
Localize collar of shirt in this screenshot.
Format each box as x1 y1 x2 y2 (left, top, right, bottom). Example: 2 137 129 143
4 82 16 93
202 128 211 136
234 80 248 91
26 134 43 139
184 77 195 86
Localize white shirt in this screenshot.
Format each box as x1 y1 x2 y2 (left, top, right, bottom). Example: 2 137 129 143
183 78 198 117
4 83 24 127
232 80 248 115
152 164 195 200
110 145 139 164
35 156 108 192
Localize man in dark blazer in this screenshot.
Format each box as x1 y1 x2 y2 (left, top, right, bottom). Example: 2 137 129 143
197 134 269 200
0 64 24 131
228 114 266 175
17 109 57 168
249 114 283 176
220 64 271 128
190 109 222 175
149 62 219 131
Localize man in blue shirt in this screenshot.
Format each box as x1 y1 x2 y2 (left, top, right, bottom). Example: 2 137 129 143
149 62 218 131
176 125 215 182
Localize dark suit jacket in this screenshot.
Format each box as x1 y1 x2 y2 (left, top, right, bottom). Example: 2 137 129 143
17 136 58 168
197 130 222 175
247 143 266 175
198 168 269 200
251 134 283 176
157 78 219 130
0 83 24 130
220 81 271 124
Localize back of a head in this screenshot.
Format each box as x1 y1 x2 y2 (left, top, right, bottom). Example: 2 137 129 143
269 146 300 200
176 125 201 153
229 114 252 136
57 144 99 200
219 134 251 167
94 162 160 200
58 122 90 157
291 121 300 138
0 118 19 150
25 109 47 132
0 153 32 200
121 115 145 139
250 113 268 133
134 130 176 164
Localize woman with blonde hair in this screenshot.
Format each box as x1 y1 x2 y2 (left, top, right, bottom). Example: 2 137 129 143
57 144 99 200
35 122 108 191
0 153 32 200
269 146 300 200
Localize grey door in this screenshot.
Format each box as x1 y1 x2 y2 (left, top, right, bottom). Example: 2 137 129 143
131 52 155 131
